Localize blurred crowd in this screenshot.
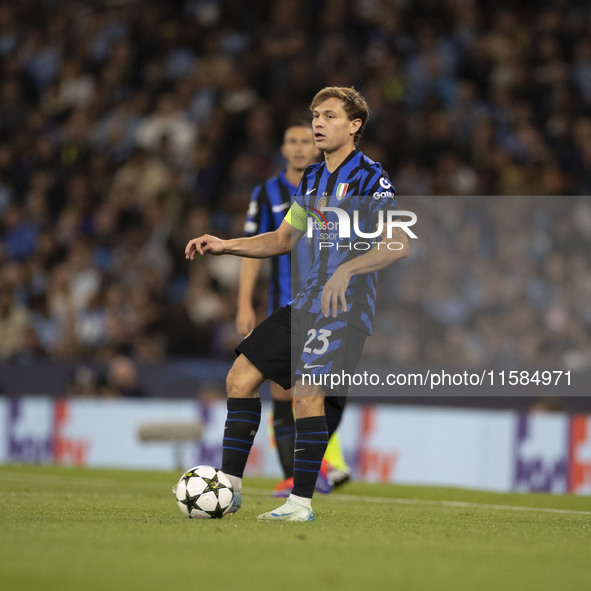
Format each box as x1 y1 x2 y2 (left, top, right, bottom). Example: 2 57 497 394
370 194 591 370
1 0 590 375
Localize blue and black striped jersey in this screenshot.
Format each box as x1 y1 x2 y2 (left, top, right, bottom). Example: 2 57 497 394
244 171 312 314
290 149 397 334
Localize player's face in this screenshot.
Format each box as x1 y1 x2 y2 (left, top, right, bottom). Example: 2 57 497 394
281 126 319 172
312 98 361 153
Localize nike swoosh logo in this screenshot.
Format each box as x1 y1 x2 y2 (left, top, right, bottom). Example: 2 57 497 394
303 363 324 369
271 202 290 213
272 511 295 517
306 188 316 195
294 448 305 452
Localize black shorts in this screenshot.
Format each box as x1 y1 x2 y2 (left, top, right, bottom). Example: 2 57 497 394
236 305 368 398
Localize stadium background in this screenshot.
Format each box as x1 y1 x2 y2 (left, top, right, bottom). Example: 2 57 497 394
0 0 590 487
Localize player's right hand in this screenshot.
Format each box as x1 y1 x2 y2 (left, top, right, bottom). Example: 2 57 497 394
236 304 256 337
185 235 226 259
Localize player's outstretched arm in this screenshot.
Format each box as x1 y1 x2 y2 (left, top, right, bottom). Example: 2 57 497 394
185 219 303 261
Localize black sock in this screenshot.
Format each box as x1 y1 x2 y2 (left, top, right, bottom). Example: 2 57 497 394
272 399 295 478
291 416 328 499
325 397 345 439
221 397 261 478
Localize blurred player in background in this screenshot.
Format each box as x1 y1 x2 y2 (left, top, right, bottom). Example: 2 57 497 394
237 122 350 497
186 87 408 521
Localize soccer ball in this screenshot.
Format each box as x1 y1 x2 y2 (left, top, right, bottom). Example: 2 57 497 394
173 465 234 519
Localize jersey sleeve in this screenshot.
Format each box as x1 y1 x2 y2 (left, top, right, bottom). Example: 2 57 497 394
243 185 270 236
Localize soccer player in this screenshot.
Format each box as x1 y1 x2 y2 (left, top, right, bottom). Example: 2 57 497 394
185 87 409 521
237 122 348 497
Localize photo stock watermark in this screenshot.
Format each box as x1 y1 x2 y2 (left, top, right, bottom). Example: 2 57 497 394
304 206 418 250
299 368 578 396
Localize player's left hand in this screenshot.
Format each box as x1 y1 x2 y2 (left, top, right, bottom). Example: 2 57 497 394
321 267 351 318
185 235 226 259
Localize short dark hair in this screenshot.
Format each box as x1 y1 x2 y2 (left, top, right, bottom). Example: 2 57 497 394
310 87 370 145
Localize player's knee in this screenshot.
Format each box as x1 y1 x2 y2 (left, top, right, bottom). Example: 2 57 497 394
226 366 244 397
226 361 259 398
293 392 325 418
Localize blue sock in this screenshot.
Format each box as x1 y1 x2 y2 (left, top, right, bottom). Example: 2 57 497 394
273 399 295 479
291 416 328 499
221 397 261 478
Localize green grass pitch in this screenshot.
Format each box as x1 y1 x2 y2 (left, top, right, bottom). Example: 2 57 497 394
1 465 590 591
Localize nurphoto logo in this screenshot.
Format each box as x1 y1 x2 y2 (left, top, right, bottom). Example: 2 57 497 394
304 205 418 251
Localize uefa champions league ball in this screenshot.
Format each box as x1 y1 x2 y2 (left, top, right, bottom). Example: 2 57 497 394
173 465 234 519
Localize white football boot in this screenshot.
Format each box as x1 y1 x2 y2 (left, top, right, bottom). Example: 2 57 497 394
257 497 315 522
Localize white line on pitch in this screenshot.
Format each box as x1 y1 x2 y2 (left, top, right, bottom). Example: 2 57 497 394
3 471 590 516
246 488 591 516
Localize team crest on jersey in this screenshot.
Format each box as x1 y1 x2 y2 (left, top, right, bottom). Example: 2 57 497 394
317 196 327 209
336 183 349 200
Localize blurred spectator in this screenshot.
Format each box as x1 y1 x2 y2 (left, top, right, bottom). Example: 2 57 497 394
101 354 147 398
0 284 30 359
135 93 196 166
530 396 565 413
110 146 171 210
65 365 100 397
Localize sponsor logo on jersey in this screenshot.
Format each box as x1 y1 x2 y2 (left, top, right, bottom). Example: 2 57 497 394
373 178 395 199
